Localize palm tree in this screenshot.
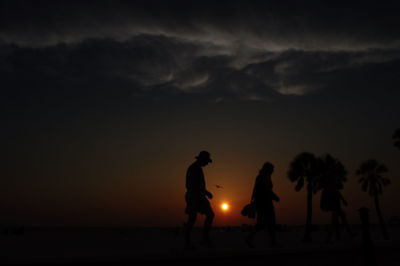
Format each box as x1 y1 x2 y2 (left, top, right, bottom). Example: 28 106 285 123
317 154 347 191
288 152 319 242
356 159 391 240
393 128 400 150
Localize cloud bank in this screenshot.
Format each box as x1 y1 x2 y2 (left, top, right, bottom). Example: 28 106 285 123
1 0 400 104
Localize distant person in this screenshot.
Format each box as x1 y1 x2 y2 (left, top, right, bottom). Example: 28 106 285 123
320 177 356 242
246 162 280 248
183 151 215 249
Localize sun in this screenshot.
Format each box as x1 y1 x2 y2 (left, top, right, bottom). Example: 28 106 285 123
221 202 230 211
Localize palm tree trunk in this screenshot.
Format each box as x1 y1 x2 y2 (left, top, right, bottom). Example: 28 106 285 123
303 183 313 242
374 195 389 240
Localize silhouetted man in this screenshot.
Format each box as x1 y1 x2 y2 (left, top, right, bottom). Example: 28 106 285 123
184 151 215 249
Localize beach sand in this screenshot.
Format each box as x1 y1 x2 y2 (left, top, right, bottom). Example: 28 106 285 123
1 225 399 265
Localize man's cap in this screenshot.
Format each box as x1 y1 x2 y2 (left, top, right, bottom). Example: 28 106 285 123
196 151 212 163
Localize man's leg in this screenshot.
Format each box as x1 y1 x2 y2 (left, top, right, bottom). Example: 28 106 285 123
203 209 215 242
184 212 197 248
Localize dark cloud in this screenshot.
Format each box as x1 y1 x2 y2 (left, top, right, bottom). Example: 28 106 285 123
1 1 400 108
1 1 400 51
2 35 400 111
243 49 400 96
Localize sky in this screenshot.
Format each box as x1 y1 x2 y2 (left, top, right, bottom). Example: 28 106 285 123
1 0 400 227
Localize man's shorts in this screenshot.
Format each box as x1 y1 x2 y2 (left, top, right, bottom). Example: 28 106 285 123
185 192 213 215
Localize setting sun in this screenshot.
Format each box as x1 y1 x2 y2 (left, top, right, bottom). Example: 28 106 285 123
221 203 230 211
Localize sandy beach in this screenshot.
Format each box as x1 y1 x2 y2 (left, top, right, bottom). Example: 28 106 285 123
1 225 399 265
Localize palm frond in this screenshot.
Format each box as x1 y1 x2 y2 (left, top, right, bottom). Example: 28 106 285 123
295 177 305 191
288 152 318 183
394 128 400 137
377 164 388 174
392 128 400 149
394 141 400 149
382 178 391 186
318 154 347 191
357 159 391 197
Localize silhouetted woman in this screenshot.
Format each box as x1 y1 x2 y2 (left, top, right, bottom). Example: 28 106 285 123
246 162 280 248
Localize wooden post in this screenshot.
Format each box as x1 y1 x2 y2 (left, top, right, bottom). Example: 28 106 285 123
358 207 376 266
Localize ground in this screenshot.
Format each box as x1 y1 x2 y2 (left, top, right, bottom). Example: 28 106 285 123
1 225 399 265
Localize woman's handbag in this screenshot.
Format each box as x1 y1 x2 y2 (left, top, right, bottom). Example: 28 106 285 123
241 203 256 219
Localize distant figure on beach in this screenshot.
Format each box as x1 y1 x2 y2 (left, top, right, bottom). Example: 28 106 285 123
246 162 280 248
320 174 355 242
183 151 215 249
